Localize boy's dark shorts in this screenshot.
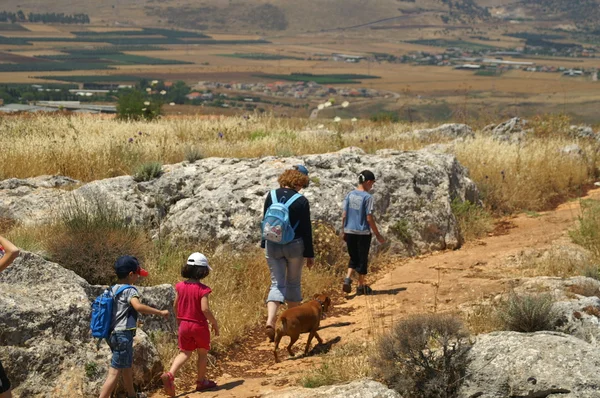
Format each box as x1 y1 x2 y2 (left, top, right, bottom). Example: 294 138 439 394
0 359 11 394
109 330 135 369
346 233 372 275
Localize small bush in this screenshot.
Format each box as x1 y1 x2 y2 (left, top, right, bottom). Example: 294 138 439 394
498 293 557 333
372 313 471 398
49 194 150 285
311 221 346 270
370 111 399 123
390 219 411 244
184 146 204 163
116 89 161 121
464 303 503 335
133 161 163 182
451 198 492 241
570 200 600 258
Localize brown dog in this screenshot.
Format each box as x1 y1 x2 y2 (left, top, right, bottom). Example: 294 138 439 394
273 294 331 363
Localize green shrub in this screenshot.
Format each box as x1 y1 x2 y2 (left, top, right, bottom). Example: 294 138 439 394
372 313 471 398
184 146 204 163
498 293 557 333
451 198 492 241
49 194 150 285
390 220 411 244
370 111 399 123
116 89 161 121
570 199 600 257
133 162 163 182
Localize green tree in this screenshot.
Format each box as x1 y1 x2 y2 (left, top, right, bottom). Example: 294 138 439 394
116 90 161 121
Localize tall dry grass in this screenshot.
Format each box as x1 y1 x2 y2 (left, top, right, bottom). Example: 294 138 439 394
0 114 427 182
454 136 596 213
2 114 597 218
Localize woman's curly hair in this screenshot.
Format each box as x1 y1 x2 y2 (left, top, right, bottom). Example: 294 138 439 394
278 169 309 189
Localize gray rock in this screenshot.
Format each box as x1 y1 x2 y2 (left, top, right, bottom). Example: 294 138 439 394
554 296 600 346
459 331 600 398
0 149 480 255
484 117 530 143
560 144 584 157
262 379 402 398
409 123 474 140
0 252 175 397
570 125 596 140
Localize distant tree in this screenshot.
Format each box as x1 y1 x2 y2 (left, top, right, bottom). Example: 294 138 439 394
117 89 161 121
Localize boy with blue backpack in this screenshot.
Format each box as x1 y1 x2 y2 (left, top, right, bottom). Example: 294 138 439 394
261 165 314 342
95 255 169 398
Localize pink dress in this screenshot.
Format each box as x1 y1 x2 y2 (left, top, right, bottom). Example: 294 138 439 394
175 281 212 351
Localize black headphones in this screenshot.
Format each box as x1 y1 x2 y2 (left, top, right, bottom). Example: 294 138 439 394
358 173 366 184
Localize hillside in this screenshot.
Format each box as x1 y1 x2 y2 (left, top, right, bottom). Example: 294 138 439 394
0 0 499 33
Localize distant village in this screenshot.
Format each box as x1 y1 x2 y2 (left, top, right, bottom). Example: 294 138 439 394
187 80 384 101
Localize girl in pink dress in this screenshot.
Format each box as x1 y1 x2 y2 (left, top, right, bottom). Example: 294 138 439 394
161 252 220 396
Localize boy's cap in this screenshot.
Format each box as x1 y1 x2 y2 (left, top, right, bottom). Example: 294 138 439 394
359 170 376 182
187 252 213 270
114 255 149 277
293 165 309 176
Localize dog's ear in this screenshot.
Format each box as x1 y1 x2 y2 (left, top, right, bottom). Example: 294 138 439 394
313 293 320 299
325 296 331 306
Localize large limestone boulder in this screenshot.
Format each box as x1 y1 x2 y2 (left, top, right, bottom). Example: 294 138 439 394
458 331 600 398
0 252 175 397
0 149 479 255
262 379 402 398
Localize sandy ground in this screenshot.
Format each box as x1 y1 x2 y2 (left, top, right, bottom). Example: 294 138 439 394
150 188 600 398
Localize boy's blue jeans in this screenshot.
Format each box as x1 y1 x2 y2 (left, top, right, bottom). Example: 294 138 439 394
265 238 304 303
108 330 135 369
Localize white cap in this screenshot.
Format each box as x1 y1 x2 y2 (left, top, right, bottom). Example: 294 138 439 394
187 252 212 270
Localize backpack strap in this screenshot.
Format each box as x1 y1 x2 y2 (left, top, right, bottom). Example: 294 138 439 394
284 193 303 208
114 284 137 298
270 189 278 205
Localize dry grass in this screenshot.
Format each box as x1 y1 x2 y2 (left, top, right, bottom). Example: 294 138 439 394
299 343 374 388
464 303 503 335
454 135 596 213
515 246 594 278
2 114 597 219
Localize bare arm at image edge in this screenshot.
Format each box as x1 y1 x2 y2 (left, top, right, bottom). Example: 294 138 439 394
0 235 21 273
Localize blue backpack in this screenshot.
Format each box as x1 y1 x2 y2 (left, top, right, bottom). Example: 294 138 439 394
90 285 137 339
261 190 302 244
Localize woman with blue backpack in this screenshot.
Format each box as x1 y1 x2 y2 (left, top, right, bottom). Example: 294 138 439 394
261 165 314 342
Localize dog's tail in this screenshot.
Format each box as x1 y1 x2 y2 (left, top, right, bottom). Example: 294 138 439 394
280 316 288 336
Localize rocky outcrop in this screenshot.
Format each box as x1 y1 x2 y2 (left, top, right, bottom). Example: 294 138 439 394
459 331 600 398
0 149 480 254
262 379 402 398
483 117 529 142
404 123 474 140
0 252 175 397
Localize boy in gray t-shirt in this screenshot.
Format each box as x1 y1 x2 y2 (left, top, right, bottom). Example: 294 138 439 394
341 170 385 296
99 256 169 398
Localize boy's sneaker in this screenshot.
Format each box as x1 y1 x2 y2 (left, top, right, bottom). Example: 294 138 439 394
356 285 373 296
196 379 217 392
342 278 352 293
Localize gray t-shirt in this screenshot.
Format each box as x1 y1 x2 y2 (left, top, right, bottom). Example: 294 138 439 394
342 190 374 235
110 284 140 331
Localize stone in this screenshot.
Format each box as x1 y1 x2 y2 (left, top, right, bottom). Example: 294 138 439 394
0 252 175 397
458 331 600 398
0 148 480 255
484 117 530 143
262 379 402 398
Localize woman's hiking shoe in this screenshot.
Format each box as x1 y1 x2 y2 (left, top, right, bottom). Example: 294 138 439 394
196 379 217 392
161 372 175 397
342 278 352 293
356 285 373 296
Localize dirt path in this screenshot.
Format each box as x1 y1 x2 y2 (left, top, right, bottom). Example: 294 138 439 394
151 188 600 398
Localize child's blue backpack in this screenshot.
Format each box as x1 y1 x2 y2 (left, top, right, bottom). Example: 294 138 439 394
261 190 302 244
90 285 137 339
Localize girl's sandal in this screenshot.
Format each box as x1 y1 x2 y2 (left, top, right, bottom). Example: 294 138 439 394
196 379 217 391
161 372 176 397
